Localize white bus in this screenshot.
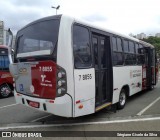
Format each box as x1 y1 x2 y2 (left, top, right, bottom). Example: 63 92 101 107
9 15 158 117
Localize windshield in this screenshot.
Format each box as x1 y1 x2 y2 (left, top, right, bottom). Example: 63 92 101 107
0 48 9 71
16 19 60 58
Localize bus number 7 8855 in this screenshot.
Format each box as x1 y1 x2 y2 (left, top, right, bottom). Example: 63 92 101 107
79 74 92 81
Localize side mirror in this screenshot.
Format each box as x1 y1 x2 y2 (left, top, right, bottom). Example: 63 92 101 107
7 28 13 64
7 28 13 47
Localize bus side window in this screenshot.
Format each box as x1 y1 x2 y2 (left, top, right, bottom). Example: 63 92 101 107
124 40 131 65
73 25 92 68
137 44 145 65
129 41 136 65
135 43 139 54
100 39 107 68
135 43 139 64
93 37 98 69
112 37 123 66
124 40 136 65
123 40 129 53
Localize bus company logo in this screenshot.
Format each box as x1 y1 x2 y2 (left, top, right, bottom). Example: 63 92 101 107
130 70 141 78
2 132 11 137
19 68 27 74
41 75 46 82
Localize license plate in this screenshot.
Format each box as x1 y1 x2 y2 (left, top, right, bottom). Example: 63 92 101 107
27 100 40 108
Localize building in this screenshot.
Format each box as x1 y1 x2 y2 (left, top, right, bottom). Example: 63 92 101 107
155 33 160 37
4 29 10 45
129 33 136 38
0 20 10 45
147 34 155 38
0 21 4 45
136 33 147 39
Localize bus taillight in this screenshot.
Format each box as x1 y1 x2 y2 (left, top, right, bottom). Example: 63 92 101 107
56 66 67 97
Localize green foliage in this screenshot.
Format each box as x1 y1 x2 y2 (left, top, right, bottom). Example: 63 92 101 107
142 37 160 57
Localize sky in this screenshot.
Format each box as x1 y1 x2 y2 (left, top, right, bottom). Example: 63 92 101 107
0 0 160 36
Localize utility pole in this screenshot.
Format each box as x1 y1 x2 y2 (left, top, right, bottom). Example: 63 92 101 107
51 5 60 15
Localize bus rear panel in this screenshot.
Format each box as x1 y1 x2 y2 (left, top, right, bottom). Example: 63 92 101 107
10 15 74 117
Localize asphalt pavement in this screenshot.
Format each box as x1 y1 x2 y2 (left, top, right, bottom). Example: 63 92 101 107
0 81 160 139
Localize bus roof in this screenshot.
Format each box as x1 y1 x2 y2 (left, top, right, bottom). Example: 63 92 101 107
17 14 154 49
69 15 154 48
17 15 61 33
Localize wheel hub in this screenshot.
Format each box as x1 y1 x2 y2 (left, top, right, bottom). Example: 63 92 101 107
1 86 11 97
120 92 126 106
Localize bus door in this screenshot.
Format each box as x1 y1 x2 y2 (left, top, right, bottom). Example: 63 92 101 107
145 47 156 88
92 34 112 107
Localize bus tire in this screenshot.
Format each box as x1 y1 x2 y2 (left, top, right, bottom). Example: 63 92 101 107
0 84 12 98
117 89 127 110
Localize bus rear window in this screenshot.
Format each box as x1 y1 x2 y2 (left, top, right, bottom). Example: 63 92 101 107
16 19 60 58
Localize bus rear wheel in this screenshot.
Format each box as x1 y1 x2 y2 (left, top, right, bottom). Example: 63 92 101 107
149 85 154 90
0 84 12 98
117 89 127 109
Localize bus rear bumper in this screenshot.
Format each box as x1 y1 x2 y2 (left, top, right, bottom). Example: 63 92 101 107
14 90 73 117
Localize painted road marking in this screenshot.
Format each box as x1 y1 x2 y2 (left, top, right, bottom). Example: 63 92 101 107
0 116 160 130
0 103 18 109
30 114 52 122
137 96 160 116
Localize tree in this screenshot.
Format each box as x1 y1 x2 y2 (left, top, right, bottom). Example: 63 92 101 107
142 37 160 57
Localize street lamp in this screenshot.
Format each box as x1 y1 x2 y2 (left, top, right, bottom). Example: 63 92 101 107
51 5 60 15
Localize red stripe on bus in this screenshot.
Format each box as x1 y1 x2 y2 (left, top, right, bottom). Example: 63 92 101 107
76 100 81 104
